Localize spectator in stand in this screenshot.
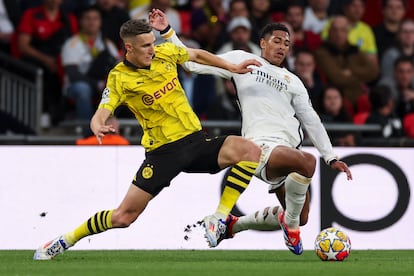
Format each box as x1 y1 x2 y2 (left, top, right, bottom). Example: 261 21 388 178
302 0 330 34
381 56 414 119
351 0 414 27
217 16 261 56
0 0 21 54
373 0 406 62
76 116 130 145
380 19 414 85
322 0 379 66
190 1 227 52
16 0 78 126
317 86 357 146
228 0 249 19
314 16 379 108
294 49 324 109
95 0 130 51
248 0 273 44
61 5 120 121
130 0 181 45
364 84 404 138
285 3 322 53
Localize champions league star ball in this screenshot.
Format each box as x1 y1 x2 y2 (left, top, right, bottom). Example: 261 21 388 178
314 227 351 261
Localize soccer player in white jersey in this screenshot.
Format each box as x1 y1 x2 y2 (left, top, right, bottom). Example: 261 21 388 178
150 9 353 255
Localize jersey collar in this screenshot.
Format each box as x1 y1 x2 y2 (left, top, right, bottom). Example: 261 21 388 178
123 59 150 70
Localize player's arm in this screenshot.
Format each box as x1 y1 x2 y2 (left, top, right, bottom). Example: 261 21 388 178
186 47 259 74
90 108 114 144
149 8 260 75
292 81 352 180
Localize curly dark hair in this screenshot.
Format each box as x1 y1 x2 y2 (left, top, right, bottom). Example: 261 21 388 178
259 23 290 40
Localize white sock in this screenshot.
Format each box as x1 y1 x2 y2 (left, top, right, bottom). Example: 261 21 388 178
232 206 282 234
284 172 311 229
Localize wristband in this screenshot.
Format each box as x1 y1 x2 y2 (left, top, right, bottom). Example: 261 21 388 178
160 25 171 35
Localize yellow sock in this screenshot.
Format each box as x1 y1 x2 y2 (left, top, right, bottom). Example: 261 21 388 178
216 161 258 218
64 210 113 246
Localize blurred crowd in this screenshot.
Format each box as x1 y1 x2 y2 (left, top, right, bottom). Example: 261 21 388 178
1 0 414 144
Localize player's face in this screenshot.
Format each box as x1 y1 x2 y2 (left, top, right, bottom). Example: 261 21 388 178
125 32 156 68
260 30 290 66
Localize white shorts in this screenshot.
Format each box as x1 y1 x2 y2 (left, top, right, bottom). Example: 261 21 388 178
250 137 297 193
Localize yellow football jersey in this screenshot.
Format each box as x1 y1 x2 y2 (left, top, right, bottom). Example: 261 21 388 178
99 42 202 151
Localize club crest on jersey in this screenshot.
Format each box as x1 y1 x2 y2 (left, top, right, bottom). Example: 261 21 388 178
100 87 110 104
142 77 179 105
165 63 173 71
284 75 291 83
142 164 154 179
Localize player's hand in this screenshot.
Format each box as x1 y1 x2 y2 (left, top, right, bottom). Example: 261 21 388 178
331 160 353 180
229 59 262 74
149 8 169 31
94 124 115 144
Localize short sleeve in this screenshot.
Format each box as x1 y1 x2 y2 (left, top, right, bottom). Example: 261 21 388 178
155 42 189 65
98 71 122 113
17 10 34 35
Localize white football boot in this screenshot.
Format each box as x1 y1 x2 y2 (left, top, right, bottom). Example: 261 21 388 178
203 215 227 248
33 235 71 260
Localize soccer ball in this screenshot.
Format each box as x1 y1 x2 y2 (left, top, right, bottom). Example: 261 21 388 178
314 227 351 261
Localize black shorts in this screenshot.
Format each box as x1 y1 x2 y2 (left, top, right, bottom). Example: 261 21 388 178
133 131 227 196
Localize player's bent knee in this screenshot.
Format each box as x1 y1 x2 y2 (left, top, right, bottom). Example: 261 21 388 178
224 136 261 163
302 152 316 177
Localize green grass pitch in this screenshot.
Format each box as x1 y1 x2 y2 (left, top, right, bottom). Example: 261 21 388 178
1 250 413 276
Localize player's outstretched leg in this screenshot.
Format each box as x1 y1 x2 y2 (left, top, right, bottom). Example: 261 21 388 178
33 210 113 260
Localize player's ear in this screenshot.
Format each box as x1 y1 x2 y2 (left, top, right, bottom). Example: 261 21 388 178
124 42 132 52
259 38 265 49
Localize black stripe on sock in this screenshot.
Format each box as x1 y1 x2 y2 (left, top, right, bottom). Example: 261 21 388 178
93 213 101 233
103 211 109 229
229 169 251 183
87 218 94 234
100 211 107 231
227 182 246 193
233 164 255 180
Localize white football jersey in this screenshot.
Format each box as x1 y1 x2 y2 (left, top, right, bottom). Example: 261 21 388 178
167 33 337 163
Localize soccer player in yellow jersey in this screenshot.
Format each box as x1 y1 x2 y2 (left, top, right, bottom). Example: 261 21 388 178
33 19 263 260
